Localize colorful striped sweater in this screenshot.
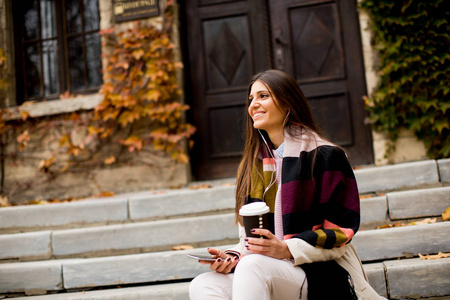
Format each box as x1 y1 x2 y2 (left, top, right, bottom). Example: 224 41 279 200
247 127 360 249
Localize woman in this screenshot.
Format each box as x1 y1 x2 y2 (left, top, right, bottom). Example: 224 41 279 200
189 70 384 299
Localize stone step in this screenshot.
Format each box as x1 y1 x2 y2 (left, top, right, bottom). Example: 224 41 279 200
9 282 191 300
0 214 239 261
1 221 450 295
3 256 450 299
1 159 448 234
355 159 444 194
353 222 450 262
2 187 449 262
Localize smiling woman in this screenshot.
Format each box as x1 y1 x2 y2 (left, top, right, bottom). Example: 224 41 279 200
189 70 385 300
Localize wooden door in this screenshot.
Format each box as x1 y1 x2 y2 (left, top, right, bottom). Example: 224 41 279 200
183 0 271 180
183 0 373 180
269 0 374 164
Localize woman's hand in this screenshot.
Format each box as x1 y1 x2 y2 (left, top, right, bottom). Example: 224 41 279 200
245 229 293 260
198 248 239 274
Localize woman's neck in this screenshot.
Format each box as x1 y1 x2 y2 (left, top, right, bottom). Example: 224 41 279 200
268 129 284 149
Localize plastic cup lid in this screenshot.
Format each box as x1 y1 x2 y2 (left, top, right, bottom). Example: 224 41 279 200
239 202 270 216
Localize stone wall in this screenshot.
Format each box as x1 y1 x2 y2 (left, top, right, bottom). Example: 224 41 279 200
0 0 190 205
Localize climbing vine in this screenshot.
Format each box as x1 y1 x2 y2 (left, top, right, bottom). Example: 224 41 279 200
0 1 195 202
361 0 449 158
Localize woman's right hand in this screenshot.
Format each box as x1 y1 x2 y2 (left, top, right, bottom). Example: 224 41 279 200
199 248 239 274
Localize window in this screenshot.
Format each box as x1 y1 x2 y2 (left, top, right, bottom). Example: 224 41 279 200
12 0 102 104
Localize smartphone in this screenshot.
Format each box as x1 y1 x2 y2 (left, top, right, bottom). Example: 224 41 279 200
187 254 217 262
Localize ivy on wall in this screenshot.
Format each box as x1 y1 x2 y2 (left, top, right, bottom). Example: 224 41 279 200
0 48 8 90
0 1 195 202
361 0 449 158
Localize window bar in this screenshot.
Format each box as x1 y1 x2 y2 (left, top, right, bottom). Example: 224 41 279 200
37 0 45 98
80 0 89 89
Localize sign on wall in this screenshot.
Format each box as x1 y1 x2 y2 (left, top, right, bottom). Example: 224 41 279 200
113 0 160 23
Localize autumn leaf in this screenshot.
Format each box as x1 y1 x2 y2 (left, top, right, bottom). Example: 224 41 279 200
189 184 212 190
38 157 56 172
411 217 437 225
442 207 450 221
0 196 8 207
132 49 145 60
104 156 116 165
146 89 161 101
59 90 74 99
20 110 30 121
95 191 115 197
29 199 49 205
17 130 30 150
59 134 70 147
172 244 194 250
176 152 189 163
119 135 143 152
419 251 450 260
67 146 80 157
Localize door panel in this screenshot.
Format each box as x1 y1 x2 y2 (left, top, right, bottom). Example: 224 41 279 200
184 0 271 180
289 3 345 82
183 0 373 180
269 0 373 164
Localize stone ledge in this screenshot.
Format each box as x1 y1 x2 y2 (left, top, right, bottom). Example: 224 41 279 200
388 187 450 220
6 94 102 120
364 262 387 298
355 160 439 194
0 197 129 234
438 158 450 183
62 246 229 289
51 214 238 257
0 260 68 294
353 222 450 262
128 185 235 220
385 257 450 299
10 282 191 300
360 196 388 229
0 231 51 261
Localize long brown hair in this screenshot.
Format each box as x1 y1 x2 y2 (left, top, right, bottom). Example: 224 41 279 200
235 69 321 223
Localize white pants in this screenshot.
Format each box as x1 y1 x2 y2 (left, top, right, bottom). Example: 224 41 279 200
189 254 308 300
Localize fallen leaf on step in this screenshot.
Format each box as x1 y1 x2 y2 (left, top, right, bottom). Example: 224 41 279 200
153 190 166 195
0 196 8 207
94 191 115 197
173 244 194 250
189 184 212 190
410 217 437 225
376 221 408 229
442 207 450 221
29 199 49 205
419 251 450 260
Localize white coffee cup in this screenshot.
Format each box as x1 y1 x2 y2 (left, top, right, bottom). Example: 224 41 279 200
239 202 270 238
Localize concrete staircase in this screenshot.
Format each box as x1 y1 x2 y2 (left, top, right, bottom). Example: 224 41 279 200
1 159 449 299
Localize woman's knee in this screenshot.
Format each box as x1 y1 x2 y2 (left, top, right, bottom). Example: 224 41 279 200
234 254 271 275
189 272 232 299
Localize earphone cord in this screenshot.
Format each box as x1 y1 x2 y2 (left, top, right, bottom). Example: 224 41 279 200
258 129 277 202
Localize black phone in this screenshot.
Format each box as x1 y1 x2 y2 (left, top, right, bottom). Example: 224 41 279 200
187 254 217 262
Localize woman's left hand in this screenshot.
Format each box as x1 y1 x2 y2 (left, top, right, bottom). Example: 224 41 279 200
245 228 293 260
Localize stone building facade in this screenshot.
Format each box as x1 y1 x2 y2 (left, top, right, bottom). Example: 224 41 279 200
0 0 426 204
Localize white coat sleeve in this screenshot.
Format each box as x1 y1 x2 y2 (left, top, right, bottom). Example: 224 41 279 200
285 238 350 266
224 223 246 257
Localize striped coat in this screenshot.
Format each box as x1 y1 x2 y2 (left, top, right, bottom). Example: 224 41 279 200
247 127 360 249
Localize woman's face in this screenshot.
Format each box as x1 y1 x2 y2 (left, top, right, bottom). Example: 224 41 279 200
248 80 286 136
